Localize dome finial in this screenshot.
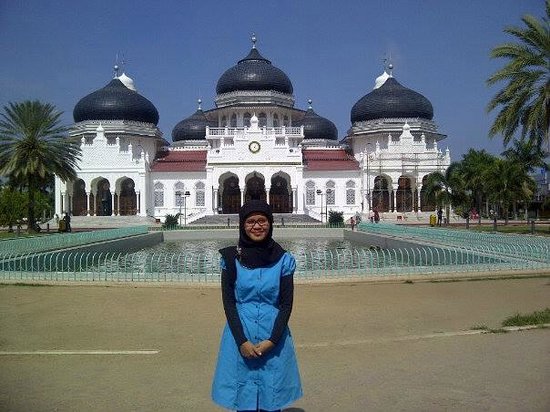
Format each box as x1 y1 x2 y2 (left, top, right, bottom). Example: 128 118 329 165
197 98 202 110
251 33 257 49
308 99 313 110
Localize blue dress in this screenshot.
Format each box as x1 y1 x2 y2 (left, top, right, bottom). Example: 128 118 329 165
211 252 303 411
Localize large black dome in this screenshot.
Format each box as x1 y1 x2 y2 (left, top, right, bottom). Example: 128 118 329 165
295 107 338 140
172 108 215 141
216 47 293 95
351 77 433 123
73 78 159 125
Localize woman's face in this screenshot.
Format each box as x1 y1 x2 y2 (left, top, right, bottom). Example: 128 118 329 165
243 212 270 242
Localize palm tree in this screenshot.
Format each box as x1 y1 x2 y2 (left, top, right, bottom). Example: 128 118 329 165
483 159 536 224
502 138 548 173
423 163 465 224
458 149 497 223
487 1 550 151
0 101 81 232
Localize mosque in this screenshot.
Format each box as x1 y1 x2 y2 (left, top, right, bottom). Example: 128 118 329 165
55 36 451 223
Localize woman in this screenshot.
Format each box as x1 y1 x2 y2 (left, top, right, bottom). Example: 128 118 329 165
212 200 302 412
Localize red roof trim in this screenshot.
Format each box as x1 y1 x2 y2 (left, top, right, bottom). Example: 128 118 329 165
151 150 207 172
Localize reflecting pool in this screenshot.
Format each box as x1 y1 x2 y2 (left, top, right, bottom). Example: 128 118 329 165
143 238 360 256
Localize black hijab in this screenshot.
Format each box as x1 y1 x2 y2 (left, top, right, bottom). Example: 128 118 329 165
220 200 285 269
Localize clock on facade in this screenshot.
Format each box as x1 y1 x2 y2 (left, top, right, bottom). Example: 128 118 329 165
248 141 261 153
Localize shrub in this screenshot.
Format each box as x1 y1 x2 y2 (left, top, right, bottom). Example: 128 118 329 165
328 210 344 225
163 213 180 229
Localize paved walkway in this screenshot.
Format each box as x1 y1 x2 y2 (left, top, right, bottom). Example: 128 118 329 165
1 278 549 411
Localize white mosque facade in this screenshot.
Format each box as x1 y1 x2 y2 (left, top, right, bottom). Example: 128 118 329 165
55 38 451 223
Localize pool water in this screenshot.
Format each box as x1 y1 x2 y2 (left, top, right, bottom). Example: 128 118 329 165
144 238 359 256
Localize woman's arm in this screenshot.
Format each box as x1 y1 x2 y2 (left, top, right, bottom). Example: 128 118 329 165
221 268 247 347
268 273 294 345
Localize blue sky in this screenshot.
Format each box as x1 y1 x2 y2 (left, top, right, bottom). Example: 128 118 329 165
0 0 545 160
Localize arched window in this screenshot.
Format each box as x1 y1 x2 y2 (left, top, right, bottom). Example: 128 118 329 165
174 182 185 206
243 113 251 127
346 180 356 205
230 113 237 127
259 113 267 127
305 181 316 205
154 182 164 207
326 181 336 205
221 115 227 127
283 115 290 127
195 182 205 207
273 114 279 127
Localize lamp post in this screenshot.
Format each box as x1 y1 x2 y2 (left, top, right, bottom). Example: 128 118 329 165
316 189 324 223
175 191 182 226
325 188 332 223
183 190 190 226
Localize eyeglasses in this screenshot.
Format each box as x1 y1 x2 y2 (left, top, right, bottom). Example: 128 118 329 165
244 218 270 227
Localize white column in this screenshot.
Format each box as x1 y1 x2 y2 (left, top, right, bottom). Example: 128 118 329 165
111 192 115 216
86 192 91 216
62 192 68 213
265 186 271 204
392 186 397 213
136 191 141 215
417 185 422 212
296 187 304 214
240 188 244 207
213 188 219 213
292 188 297 213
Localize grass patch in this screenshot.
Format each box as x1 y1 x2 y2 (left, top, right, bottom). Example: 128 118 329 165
470 325 489 331
0 282 53 287
469 224 550 236
501 308 550 327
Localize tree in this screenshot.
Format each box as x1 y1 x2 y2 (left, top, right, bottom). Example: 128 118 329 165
483 159 536 224
0 101 81 232
501 138 548 173
487 1 550 151
458 149 497 222
423 163 465 224
0 187 27 231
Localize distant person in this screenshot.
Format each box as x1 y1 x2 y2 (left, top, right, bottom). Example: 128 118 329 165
212 200 302 411
437 208 443 226
63 213 71 232
373 209 380 223
350 216 356 231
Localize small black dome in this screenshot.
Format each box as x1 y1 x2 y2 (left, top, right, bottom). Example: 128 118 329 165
351 77 433 123
172 109 215 141
296 108 338 140
73 78 159 125
216 47 293 95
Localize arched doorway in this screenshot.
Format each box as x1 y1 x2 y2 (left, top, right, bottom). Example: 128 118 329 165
221 176 241 213
396 176 413 212
270 175 292 213
95 178 112 216
372 176 390 212
118 178 137 215
420 174 437 211
245 174 266 202
72 179 87 216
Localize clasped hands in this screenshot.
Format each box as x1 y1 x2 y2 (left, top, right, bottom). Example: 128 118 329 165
239 340 274 359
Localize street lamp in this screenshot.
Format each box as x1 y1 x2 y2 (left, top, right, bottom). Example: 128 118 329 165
325 188 332 223
183 190 190 225
175 191 182 226
316 189 324 223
